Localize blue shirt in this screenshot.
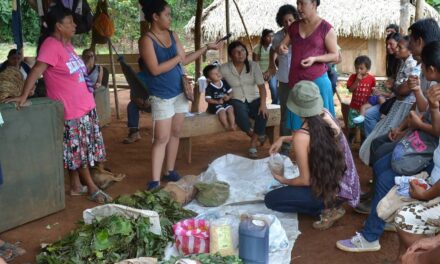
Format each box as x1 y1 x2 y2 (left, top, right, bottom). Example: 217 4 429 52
142 31 183 99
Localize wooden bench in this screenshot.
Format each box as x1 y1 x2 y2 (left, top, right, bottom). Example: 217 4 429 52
179 104 281 163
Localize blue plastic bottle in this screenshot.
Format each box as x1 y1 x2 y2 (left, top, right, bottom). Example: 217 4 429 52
239 217 269 264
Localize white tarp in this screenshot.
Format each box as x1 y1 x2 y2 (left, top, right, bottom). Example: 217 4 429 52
183 154 301 264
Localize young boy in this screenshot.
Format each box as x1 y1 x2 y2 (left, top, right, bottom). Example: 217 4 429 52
203 64 237 131
346 55 376 142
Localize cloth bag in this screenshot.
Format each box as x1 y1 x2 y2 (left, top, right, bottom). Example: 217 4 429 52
391 130 438 175
195 181 230 207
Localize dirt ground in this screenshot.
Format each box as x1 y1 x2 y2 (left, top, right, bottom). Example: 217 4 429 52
2 90 398 264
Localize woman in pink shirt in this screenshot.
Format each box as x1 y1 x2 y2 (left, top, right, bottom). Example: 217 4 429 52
7 5 111 204
278 0 340 130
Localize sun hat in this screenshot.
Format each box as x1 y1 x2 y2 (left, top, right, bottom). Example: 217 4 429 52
286 80 323 117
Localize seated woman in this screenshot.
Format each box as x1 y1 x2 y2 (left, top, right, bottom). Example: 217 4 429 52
220 41 268 158
393 46 440 264
82 48 103 89
0 49 31 78
265 81 360 230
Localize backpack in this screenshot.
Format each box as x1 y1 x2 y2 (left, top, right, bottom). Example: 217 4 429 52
71 0 93 34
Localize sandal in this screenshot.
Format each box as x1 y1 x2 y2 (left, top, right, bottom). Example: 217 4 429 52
258 135 266 146
69 185 88 196
88 189 113 204
312 207 346 230
0 242 26 262
248 147 258 159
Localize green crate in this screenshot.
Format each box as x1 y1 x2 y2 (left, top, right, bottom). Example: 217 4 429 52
0 98 65 232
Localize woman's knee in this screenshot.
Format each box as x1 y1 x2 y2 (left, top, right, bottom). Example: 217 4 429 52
154 133 170 145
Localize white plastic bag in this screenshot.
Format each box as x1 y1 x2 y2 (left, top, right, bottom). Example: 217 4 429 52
83 204 162 235
115 257 157 264
253 214 289 252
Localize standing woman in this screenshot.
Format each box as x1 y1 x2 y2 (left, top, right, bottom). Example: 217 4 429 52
278 0 339 131
253 29 278 104
138 0 221 190
6 6 111 203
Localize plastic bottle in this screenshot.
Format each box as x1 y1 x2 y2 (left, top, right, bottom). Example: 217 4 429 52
239 216 269 264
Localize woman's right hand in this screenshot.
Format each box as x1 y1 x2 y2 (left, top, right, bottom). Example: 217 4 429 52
4 95 27 109
269 138 283 155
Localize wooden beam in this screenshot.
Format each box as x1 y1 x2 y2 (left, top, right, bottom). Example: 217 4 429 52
192 0 204 112
232 0 253 51
415 0 425 21
108 39 120 119
226 0 230 51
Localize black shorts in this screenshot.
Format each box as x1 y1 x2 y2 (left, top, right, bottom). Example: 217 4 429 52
207 103 233 114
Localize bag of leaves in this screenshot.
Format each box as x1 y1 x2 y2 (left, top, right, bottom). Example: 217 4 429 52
194 181 230 207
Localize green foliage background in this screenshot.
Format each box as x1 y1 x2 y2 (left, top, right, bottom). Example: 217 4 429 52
0 0 213 50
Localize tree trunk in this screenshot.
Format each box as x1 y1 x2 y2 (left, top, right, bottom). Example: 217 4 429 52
415 0 425 21
400 0 411 34
192 0 204 112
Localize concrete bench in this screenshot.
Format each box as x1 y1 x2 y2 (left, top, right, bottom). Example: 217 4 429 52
179 104 281 163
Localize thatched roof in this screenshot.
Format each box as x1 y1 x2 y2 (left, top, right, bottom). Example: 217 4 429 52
185 0 440 41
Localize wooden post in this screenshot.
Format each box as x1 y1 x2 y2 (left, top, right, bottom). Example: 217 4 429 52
225 0 230 62
108 39 120 119
232 0 253 51
415 0 425 21
400 0 411 35
192 0 204 112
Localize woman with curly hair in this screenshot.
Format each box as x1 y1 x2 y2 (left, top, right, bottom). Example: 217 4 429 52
265 81 360 230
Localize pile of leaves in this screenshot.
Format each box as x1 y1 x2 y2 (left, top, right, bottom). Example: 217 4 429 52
36 215 169 264
160 253 243 264
114 189 197 241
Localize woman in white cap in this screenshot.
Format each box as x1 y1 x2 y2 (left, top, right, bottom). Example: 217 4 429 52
265 80 360 230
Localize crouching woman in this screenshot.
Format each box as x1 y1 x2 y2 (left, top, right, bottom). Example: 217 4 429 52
265 81 360 230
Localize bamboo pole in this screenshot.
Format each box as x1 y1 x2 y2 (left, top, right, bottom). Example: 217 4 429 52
415 0 425 21
225 0 230 62
108 39 120 119
192 0 204 112
232 0 253 51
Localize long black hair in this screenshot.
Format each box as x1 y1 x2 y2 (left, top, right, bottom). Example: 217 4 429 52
228 41 250 73
386 32 402 78
139 0 168 23
37 5 73 54
259 29 274 57
306 115 346 206
0 49 20 73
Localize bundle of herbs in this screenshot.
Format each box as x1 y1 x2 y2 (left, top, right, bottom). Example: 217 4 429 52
113 189 197 241
160 253 243 264
36 215 169 264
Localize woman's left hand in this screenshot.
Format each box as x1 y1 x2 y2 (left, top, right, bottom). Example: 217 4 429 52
409 180 429 201
272 171 286 184
259 104 269 118
300 57 316 68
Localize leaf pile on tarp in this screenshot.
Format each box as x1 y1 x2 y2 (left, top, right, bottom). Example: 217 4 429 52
114 189 197 241
160 253 243 264
36 215 168 264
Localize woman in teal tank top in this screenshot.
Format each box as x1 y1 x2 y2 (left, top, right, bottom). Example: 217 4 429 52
139 0 222 190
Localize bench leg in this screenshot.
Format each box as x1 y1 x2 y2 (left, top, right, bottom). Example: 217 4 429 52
180 137 192 164
266 126 276 144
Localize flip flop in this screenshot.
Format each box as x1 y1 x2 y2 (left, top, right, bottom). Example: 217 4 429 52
248 147 258 159
69 185 88 196
0 242 26 262
88 189 113 204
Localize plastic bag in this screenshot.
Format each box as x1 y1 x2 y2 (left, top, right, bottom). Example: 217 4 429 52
195 181 230 207
251 214 289 253
210 218 235 256
82 204 161 235
115 257 157 264
268 154 284 176
163 175 199 205
173 219 210 255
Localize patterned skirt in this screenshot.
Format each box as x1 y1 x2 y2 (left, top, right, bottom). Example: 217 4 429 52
63 109 106 170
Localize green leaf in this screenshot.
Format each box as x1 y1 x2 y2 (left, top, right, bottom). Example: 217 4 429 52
93 230 111 251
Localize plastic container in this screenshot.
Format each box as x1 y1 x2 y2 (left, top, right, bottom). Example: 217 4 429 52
239 217 269 264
